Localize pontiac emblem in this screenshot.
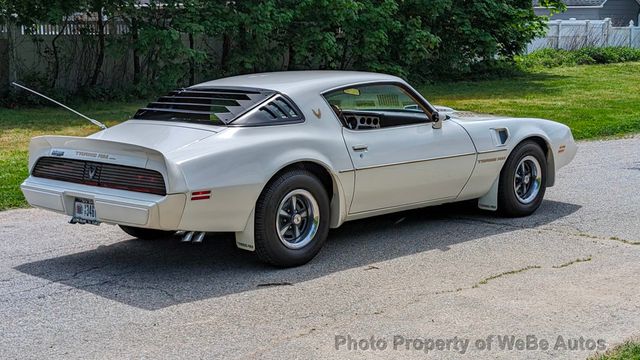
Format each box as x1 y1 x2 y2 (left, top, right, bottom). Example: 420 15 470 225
87 164 98 180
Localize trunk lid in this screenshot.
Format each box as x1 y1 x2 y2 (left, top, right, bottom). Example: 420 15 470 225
89 120 224 154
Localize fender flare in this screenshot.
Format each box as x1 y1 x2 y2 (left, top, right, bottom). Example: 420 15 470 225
478 134 555 211
234 159 351 252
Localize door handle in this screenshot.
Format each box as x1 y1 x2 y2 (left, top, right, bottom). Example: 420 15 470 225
352 144 368 152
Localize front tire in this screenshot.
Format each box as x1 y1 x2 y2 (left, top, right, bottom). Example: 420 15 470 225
498 140 547 217
119 225 174 240
254 170 330 267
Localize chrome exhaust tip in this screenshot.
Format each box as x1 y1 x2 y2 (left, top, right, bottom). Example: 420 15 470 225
181 231 195 242
193 232 206 243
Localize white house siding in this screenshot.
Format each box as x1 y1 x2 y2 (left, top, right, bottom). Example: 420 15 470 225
600 0 640 26
534 8 600 19
534 0 640 26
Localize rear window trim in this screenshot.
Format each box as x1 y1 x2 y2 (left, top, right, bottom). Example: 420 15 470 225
227 93 306 127
133 86 305 127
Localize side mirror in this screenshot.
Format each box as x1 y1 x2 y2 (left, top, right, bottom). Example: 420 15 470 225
432 111 444 129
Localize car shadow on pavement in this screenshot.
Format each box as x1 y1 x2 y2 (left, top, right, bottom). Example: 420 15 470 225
15 199 580 310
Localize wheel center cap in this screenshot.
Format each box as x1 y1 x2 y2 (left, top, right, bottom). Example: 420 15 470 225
524 175 531 184
293 214 302 225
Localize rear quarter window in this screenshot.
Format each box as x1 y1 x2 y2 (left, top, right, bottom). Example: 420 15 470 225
231 95 304 126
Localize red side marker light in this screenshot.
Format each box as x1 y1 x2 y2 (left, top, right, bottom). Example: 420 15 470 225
191 190 211 201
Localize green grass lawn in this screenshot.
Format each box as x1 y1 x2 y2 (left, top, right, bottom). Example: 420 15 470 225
421 62 640 140
591 340 640 360
1 62 640 210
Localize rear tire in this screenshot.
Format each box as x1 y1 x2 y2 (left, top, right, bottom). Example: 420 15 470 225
254 170 330 267
119 225 174 240
498 140 547 217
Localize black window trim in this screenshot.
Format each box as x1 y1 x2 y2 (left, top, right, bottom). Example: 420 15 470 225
227 93 306 127
320 80 438 129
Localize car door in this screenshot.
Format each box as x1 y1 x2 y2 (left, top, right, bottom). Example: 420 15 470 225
325 83 477 214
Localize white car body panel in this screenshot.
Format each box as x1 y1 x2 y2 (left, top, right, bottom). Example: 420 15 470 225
21 71 577 252
342 120 476 214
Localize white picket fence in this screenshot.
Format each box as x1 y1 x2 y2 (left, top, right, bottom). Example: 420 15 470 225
4 18 640 50
528 18 640 52
0 21 129 36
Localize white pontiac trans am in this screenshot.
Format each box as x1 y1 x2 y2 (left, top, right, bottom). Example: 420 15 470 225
21 71 577 266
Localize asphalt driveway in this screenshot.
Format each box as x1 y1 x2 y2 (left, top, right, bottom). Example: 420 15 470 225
0 136 639 359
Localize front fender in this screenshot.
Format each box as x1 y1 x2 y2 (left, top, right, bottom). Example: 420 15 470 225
456 117 576 210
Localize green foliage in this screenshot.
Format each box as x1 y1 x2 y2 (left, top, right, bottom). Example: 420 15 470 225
1 0 565 99
517 47 640 68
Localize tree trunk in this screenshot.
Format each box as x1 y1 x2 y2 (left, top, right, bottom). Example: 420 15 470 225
132 17 141 85
50 23 68 89
188 32 195 84
90 7 105 86
221 33 231 71
287 43 295 70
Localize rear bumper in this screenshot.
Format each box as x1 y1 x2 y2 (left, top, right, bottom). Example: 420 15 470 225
21 176 186 230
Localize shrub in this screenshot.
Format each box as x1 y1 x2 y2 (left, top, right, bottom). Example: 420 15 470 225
518 47 640 68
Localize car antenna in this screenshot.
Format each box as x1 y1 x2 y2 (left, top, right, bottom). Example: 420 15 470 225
11 82 108 130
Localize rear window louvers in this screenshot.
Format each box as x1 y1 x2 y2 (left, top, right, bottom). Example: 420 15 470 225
260 97 302 120
230 95 304 126
133 87 275 125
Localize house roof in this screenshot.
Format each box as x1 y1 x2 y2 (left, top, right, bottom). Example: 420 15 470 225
533 0 607 6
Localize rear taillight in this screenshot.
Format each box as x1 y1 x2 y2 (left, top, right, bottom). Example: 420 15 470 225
32 157 167 195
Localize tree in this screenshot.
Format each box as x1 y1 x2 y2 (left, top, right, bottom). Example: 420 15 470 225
1 0 567 96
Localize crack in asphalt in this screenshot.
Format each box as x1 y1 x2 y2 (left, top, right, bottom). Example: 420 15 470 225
434 256 594 296
454 216 640 246
256 282 294 288
472 265 542 288
605 236 640 245
1 263 117 300
71 265 105 278
261 262 557 348
435 265 542 295
0 278 73 300
101 283 179 305
245 327 318 358
0 244 101 262
552 256 592 268
251 254 599 350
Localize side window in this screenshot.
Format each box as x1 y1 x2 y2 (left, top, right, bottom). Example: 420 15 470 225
323 84 430 130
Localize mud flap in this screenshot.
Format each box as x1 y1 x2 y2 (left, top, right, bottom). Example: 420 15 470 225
478 177 499 211
235 208 255 251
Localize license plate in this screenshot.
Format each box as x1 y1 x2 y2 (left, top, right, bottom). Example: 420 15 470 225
74 198 97 222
